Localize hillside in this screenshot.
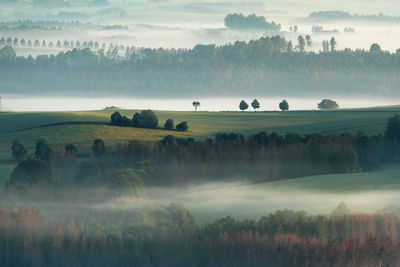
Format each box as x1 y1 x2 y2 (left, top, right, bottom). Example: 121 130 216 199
0 107 399 161
161 164 400 222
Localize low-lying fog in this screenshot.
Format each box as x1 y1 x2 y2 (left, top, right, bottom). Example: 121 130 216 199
1 95 399 112
154 184 400 222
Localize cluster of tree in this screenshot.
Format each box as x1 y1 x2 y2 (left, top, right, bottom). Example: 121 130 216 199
224 13 281 31
9 113 400 189
318 99 339 109
1 35 400 97
238 99 288 111
311 25 339 34
110 110 189 131
1 206 400 266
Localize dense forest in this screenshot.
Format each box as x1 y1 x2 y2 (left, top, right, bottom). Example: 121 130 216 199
1 35 400 97
2 206 400 266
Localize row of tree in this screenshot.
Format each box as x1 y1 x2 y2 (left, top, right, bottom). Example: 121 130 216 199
0 36 124 53
8 113 400 189
110 110 189 131
239 99 289 111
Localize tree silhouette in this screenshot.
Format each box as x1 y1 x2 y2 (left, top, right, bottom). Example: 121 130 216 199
192 101 200 111
251 99 260 111
239 100 249 111
279 100 289 111
297 35 305 52
330 37 337 51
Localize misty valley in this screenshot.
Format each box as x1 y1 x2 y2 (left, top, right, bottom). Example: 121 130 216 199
2 0 400 266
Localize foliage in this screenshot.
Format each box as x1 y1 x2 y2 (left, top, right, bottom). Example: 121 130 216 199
192 101 200 111
164 119 174 130
2 36 400 98
239 100 249 111
279 100 289 111
1 207 400 266
251 99 260 111
136 110 159 129
35 137 53 162
176 121 189 132
110 111 123 126
318 99 339 109
224 13 281 30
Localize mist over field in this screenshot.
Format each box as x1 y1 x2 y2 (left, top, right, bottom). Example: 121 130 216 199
2 0 400 266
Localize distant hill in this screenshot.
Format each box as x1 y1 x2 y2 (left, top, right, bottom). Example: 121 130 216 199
301 10 400 23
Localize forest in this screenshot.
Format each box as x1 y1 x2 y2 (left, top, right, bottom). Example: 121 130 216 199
1 35 400 97
1 206 400 266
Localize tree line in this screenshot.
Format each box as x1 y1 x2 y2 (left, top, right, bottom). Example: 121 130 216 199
110 110 189 131
1 206 400 266
1 35 400 97
7 113 400 190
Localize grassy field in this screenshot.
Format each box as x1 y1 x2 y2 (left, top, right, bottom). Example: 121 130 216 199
160 164 400 223
1 107 400 161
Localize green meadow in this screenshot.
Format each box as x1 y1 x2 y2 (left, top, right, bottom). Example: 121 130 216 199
1 106 400 219
1 106 399 161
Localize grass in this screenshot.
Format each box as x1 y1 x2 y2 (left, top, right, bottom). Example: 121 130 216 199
0 107 399 161
1 106 400 218
160 164 400 223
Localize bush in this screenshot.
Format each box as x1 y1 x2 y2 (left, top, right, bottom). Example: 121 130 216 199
176 121 189 132
110 111 122 126
318 99 339 109
164 119 174 130
132 110 159 129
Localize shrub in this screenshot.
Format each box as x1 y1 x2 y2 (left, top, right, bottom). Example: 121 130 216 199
318 99 339 109
164 119 174 130
176 121 189 132
110 111 123 126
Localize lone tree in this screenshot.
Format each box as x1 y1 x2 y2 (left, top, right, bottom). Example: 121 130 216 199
176 121 189 132
164 119 174 130
92 139 106 158
192 101 200 111
305 35 312 47
239 100 249 111
297 35 305 52
385 113 400 142
318 99 339 110
330 37 337 51
279 100 289 111
12 139 27 160
251 99 260 112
